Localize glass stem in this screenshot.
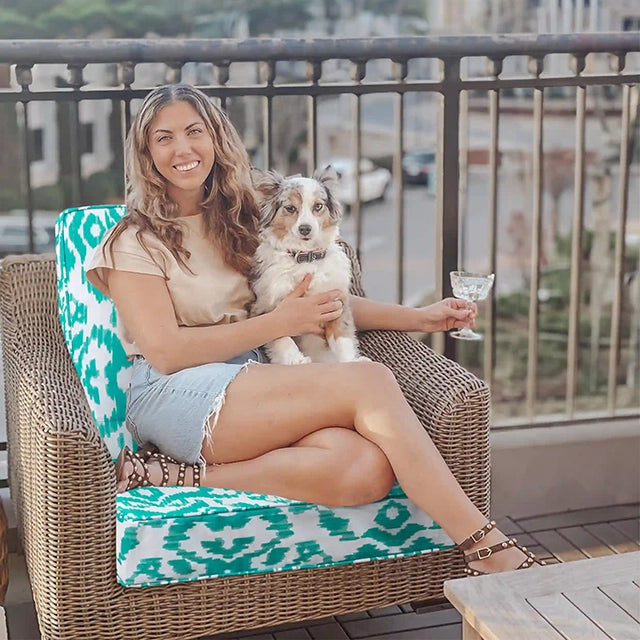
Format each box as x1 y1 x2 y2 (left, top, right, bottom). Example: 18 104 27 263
465 298 473 331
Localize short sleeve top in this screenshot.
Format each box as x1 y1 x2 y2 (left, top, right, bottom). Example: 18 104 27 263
85 214 254 357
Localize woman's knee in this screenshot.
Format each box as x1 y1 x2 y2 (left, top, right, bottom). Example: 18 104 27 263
337 437 395 506
348 360 398 396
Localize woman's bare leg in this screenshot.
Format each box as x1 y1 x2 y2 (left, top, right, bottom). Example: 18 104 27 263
118 427 395 507
204 427 394 506
205 361 530 573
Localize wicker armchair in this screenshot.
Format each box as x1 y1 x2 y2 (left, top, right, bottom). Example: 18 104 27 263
0 247 490 640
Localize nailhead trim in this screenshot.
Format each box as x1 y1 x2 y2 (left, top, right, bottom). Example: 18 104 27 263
459 522 546 577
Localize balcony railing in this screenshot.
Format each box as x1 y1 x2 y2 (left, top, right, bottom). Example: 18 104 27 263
0 33 638 427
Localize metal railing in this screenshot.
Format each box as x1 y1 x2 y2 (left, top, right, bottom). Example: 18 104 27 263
0 33 639 428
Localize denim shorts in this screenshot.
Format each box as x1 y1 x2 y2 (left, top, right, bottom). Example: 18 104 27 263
125 348 266 464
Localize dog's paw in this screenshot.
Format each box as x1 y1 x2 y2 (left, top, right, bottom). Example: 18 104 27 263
354 355 372 362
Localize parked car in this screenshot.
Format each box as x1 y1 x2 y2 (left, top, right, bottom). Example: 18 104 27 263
324 158 391 208
402 149 435 186
0 218 55 257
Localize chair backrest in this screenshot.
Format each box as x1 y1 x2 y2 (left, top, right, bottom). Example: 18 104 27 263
56 205 132 460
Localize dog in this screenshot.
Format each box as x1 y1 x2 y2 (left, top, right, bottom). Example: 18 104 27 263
250 166 366 365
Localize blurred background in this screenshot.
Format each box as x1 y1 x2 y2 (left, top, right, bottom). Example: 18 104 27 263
0 0 639 424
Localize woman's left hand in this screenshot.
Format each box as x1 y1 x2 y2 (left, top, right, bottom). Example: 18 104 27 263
415 298 477 333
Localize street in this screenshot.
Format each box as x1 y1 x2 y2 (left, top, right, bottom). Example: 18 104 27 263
340 166 640 306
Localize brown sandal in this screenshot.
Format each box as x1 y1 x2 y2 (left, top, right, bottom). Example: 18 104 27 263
115 446 201 492
457 520 546 576
115 446 153 492
147 451 201 488
135 442 159 461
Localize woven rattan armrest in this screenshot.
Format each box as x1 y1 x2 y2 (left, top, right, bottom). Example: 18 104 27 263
0 255 119 614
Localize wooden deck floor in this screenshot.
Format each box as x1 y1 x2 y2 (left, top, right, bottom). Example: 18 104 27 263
4 503 639 640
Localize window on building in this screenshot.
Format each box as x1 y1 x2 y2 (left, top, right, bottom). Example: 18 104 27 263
27 127 44 162
622 17 640 31
81 122 94 155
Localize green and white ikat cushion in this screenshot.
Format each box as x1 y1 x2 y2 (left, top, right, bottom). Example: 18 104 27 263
56 204 132 460
56 204 453 588
117 485 452 587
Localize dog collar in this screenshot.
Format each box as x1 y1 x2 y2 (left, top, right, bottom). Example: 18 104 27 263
287 249 327 264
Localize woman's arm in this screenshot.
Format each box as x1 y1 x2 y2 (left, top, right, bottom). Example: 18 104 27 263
108 270 342 374
350 294 476 333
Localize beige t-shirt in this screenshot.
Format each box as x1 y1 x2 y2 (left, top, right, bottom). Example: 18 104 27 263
85 214 254 357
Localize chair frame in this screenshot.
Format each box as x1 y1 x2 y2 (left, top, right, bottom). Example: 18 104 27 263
0 246 490 640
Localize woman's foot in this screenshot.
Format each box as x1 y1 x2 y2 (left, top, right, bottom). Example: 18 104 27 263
457 521 545 576
115 447 201 493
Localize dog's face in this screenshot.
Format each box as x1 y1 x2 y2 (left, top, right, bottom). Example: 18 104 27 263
252 166 343 252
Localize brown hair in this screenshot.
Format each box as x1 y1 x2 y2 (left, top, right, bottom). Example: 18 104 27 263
105 84 259 275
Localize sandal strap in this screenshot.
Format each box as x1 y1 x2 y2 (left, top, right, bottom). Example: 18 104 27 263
118 446 202 491
461 536 546 576
149 453 171 486
193 463 201 487
463 538 518 563
148 452 201 487
457 521 497 551
177 463 186 487
135 442 159 461
517 556 538 569
124 448 151 490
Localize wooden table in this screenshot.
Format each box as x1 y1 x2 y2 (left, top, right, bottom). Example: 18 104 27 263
444 551 640 640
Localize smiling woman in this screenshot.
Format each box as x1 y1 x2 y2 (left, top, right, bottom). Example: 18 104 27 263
147 101 215 213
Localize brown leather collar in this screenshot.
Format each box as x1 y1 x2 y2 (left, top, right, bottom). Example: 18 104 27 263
287 249 327 263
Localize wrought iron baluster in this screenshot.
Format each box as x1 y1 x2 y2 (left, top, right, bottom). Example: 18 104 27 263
526 56 545 420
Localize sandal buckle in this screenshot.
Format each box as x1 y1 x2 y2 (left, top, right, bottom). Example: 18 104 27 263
476 546 492 559
470 529 486 544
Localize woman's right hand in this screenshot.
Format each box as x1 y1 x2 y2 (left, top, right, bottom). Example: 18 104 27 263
272 274 344 337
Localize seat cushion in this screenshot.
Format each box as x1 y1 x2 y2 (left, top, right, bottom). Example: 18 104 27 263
56 204 453 588
117 484 452 587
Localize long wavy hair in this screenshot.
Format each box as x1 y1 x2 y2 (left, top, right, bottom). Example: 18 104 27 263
105 84 260 276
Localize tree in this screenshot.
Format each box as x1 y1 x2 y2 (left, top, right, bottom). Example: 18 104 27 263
0 0 313 39
189 0 312 36
544 149 575 256
0 8 46 38
506 209 532 288
38 0 114 38
587 165 612 392
362 0 427 19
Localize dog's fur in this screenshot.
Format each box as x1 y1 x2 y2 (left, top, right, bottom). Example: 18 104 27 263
250 166 366 365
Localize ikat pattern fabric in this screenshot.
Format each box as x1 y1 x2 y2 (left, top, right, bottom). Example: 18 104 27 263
56 204 132 460
116 484 453 587
57 205 453 588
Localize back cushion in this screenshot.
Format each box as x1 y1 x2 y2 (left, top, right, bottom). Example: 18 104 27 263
56 205 131 460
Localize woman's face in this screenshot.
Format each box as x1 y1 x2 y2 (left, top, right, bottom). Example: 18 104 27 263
147 100 215 211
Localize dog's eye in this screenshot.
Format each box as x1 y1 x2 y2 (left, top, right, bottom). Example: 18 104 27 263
313 202 324 212
284 205 297 214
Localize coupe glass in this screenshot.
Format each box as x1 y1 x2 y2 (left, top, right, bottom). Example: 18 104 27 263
449 271 495 340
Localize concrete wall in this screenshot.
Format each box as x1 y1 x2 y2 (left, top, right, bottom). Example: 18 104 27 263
491 418 640 519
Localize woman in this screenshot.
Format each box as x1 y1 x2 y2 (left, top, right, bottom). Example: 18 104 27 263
86 84 542 576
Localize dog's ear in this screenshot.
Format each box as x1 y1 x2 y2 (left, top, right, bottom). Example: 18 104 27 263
313 165 339 190
313 165 343 221
251 168 284 227
251 168 284 202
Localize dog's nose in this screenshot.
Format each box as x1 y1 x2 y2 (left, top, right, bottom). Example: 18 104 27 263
298 224 312 236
